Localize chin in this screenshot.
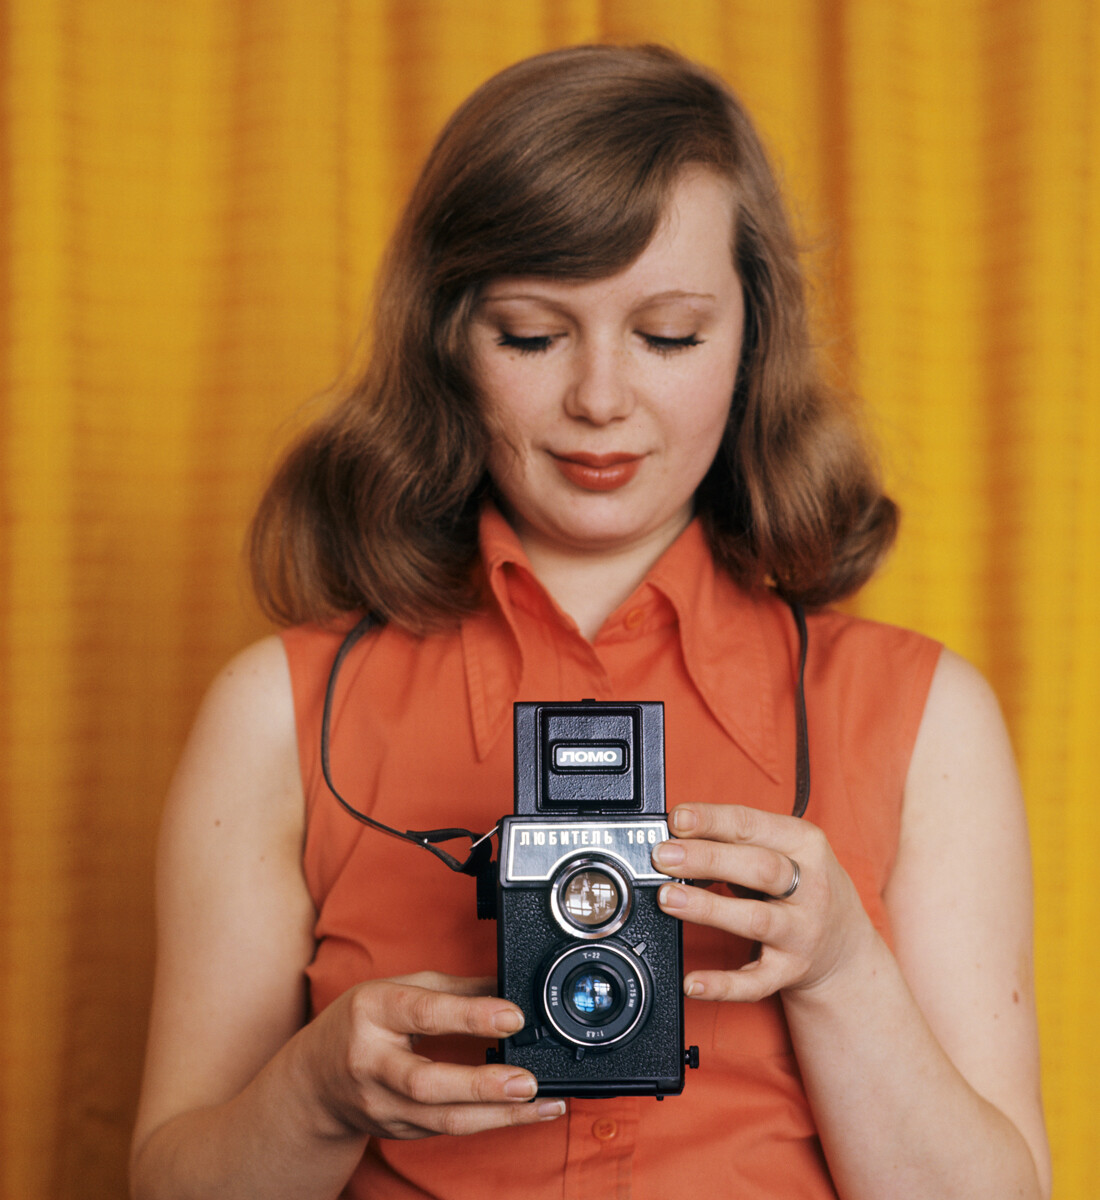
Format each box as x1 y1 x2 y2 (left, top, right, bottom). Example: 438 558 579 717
550 509 682 556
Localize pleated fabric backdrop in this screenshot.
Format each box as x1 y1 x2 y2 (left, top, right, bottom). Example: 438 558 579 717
1 1 1096 1196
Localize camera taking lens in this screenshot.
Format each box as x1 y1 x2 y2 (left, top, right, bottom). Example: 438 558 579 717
540 941 651 1048
567 969 617 1018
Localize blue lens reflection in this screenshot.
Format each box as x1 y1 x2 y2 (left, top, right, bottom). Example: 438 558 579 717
571 972 614 1014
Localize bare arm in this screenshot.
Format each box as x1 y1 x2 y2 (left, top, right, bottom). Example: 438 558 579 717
653 649 1051 1199
130 637 562 1200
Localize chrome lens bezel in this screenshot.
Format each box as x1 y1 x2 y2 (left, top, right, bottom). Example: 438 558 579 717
548 856 633 939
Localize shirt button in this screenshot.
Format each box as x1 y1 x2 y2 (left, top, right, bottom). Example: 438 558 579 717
592 1118 618 1141
623 608 645 631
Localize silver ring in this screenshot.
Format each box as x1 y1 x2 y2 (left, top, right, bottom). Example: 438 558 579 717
774 856 800 900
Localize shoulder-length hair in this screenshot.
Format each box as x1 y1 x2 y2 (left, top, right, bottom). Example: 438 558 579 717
250 43 897 630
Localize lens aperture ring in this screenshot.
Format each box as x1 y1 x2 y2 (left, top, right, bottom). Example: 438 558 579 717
541 941 652 1048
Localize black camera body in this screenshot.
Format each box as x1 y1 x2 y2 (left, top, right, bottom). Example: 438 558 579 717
486 700 697 1097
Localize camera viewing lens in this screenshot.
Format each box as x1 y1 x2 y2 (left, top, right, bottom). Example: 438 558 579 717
562 870 620 927
550 858 632 938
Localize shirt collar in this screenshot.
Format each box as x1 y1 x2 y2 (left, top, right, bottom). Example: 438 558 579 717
460 505 781 782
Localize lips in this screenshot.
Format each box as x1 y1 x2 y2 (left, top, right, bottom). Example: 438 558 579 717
551 451 643 492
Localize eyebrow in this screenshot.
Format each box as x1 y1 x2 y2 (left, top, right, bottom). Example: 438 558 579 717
478 288 719 308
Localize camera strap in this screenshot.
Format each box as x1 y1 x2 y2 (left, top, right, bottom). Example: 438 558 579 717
318 600 811 875
791 600 810 819
319 612 494 875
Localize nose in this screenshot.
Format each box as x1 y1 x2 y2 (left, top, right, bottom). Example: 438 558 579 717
563 339 636 425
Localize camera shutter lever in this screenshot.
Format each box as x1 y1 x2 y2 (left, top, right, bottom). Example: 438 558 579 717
510 1024 548 1048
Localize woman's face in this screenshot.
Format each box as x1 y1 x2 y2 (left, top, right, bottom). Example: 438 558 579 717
469 168 744 565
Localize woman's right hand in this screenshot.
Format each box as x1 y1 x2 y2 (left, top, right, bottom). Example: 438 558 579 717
306 971 566 1139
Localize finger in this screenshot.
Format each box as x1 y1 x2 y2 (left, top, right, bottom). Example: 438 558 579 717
363 981 525 1040
399 1096 568 1139
653 838 799 898
682 963 789 1005
668 803 807 852
367 1049 565 1138
395 972 499 997
657 881 790 946
380 1053 542 1108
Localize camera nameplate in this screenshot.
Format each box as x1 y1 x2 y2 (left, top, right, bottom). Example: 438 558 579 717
504 819 670 883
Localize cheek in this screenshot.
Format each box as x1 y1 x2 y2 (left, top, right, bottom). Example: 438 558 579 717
475 365 519 446
475 353 538 430
675 384 734 459
485 432 521 489
482 396 537 494
482 392 533 459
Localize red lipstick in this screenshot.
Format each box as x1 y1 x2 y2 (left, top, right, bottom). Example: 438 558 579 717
551 452 643 492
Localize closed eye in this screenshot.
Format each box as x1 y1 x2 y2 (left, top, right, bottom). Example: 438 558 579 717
641 333 703 355
496 332 555 355
496 331 703 356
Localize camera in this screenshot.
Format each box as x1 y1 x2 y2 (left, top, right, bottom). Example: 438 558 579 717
484 699 699 1097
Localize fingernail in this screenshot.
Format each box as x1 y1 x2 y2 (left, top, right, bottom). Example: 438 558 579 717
685 979 704 997
492 1008 524 1035
504 1073 538 1099
671 808 697 834
659 883 688 910
653 841 684 866
537 1100 566 1119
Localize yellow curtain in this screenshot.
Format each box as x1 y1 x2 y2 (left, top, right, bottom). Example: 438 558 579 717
1 2 1095 1195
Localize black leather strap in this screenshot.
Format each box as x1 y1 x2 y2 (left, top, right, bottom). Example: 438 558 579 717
789 602 811 819
319 613 490 874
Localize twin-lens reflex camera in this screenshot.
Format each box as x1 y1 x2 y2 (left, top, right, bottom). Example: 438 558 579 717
483 700 699 1097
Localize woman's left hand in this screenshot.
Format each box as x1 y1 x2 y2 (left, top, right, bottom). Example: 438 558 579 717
653 802 878 1002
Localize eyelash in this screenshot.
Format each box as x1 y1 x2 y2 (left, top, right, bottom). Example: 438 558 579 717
497 333 554 355
644 333 702 356
495 333 702 356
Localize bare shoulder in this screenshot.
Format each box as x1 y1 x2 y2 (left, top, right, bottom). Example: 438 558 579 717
155 632 309 967
897 647 1031 870
886 647 1050 1192
134 635 314 1152
909 647 1017 785
889 646 1028 948
154 634 305 898
167 634 300 816
208 632 294 710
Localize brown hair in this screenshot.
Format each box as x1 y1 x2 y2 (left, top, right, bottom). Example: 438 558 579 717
250 44 896 629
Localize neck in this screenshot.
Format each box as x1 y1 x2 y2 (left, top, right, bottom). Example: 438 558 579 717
514 520 688 641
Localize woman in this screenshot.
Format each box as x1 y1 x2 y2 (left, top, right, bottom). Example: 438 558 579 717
130 45 1050 1199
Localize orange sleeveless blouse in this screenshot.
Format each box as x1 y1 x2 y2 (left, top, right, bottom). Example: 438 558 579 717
282 506 941 1199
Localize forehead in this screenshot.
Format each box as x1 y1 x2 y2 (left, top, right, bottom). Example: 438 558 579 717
480 169 739 307
628 169 737 280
